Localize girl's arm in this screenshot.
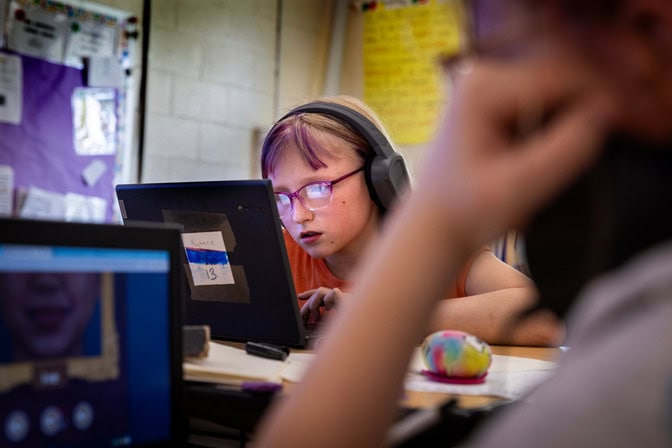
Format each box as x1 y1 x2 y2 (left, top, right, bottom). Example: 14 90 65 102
428 251 564 346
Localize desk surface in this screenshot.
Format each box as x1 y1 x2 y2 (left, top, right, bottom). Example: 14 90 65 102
186 344 561 443
402 345 561 410
276 344 561 410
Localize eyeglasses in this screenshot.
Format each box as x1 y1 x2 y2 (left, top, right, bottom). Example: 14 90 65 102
274 167 365 218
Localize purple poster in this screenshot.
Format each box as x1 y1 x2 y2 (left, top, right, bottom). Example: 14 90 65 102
0 50 116 222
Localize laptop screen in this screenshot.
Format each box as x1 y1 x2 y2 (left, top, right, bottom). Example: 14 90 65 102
0 218 184 447
116 180 306 347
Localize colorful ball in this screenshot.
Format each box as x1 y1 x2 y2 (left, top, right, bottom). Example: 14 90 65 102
421 330 492 379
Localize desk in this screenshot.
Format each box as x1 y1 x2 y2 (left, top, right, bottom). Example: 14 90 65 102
186 344 561 447
403 345 561 410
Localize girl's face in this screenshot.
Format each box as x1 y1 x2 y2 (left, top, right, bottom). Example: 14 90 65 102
268 131 380 270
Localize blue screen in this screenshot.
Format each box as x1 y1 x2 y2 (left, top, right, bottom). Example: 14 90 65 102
0 244 174 447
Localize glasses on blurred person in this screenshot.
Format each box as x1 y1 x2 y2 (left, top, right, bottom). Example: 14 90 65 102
274 167 365 218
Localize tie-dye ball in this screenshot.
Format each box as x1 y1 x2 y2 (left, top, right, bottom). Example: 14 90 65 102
421 330 492 379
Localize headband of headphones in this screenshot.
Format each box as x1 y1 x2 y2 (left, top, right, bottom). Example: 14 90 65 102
278 101 409 212
279 102 396 158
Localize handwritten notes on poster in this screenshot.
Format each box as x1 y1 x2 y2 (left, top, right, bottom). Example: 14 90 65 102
363 0 463 144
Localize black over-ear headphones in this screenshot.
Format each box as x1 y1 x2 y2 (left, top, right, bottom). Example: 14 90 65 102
279 102 410 213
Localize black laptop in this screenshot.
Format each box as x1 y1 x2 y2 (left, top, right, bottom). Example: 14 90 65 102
0 217 186 447
115 180 307 348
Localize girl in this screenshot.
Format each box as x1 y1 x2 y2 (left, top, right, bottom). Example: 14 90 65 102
261 95 561 346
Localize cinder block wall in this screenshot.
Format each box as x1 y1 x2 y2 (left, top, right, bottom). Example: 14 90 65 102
143 0 332 182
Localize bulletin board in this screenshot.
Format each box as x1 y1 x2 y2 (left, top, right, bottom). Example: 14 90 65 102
360 0 464 145
0 0 136 222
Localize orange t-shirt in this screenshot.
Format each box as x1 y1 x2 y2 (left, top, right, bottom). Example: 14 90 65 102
282 230 481 321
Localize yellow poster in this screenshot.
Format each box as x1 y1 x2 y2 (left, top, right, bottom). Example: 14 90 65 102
363 0 463 144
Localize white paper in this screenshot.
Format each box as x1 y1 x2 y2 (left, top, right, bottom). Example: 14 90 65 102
0 53 22 125
64 192 106 223
0 165 14 216
81 159 107 187
72 87 117 155
405 352 557 401
7 1 68 64
184 341 285 383
182 231 234 286
281 352 316 383
64 19 117 68
18 186 66 220
87 56 124 88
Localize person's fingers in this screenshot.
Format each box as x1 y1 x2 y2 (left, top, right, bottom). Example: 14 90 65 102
311 301 322 322
299 289 321 323
300 301 310 324
324 288 341 311
297 289 318 300
300 295 318 323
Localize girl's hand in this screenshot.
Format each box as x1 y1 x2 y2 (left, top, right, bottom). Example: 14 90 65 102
298 288 346 323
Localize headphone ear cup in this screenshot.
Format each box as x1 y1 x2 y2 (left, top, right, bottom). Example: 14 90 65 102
366 152 409 211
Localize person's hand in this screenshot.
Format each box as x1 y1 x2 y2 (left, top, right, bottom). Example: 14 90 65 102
417 53 615 252
298 288 346 323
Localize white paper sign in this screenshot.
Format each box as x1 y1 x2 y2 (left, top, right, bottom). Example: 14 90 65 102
65 19 117 68
87 56 124 88
182 231 234 286
64 192 107 223
0 165 14 216
0 53 22 125
18 186 66 221
8 2 68 64
81 159 108 187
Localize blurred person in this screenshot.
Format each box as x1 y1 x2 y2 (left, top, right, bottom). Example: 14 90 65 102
0 273 100 361
253 0 672 447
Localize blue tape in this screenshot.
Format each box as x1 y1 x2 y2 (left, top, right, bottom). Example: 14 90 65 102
185 248 229 265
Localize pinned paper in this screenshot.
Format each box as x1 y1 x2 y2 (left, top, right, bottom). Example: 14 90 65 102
0 53 22 125
64 192 106 222
17 187 107 223
87 56 125 88
72 87 117 155
18 186 66 221
182 232 235 286
0 165 14 216
64 17 118 68
363 0 464 144
82 159 108 187
7 1 69 64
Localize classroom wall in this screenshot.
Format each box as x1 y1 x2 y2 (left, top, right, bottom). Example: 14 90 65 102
94 0 431 184
141 0 333 183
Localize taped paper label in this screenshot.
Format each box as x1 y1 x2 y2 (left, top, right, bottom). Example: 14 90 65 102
182 231 234 286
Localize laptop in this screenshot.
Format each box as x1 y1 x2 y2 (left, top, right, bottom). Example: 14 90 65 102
0 217 186 447
115 180 307 348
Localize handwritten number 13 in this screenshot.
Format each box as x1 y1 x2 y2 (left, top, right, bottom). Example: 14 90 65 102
206 267 217 280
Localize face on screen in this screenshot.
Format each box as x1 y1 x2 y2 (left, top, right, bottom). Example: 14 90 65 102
0 273 100 361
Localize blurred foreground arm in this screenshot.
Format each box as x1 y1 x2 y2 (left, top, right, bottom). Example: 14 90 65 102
253 57 612 448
